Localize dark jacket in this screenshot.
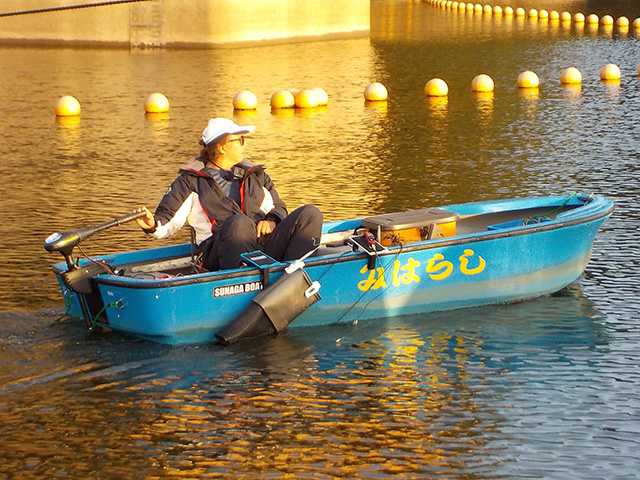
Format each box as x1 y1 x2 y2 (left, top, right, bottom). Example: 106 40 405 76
150 158 287 245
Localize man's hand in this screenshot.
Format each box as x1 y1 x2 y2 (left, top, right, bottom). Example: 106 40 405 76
256 219 276 237
135 206 155 230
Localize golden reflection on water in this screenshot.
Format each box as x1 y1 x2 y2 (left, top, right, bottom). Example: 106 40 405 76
106 327 495 478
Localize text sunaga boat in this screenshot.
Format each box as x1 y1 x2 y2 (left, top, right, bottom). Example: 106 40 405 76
45 193 613 345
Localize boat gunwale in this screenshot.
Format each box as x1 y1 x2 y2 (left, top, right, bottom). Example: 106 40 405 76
84 197 614 291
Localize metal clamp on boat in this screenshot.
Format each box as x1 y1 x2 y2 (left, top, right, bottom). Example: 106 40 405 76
215 253 322 345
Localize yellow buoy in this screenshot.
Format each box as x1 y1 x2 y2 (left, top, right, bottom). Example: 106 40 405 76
311 87 329 106
425 78 449 97
504 6 514 15
539 10 549 19
144 92 169 114
295 89 318 108
474 3 483 13
458 2 466 12
573 13 585 23
493 5 502 15
549 10 560 20
471 74 494 92
517 71 540 89
586 14 599 24
483 4 492 14
515 7 525 17
600 63 621 81
617 16 630 28
364 82 388 101
466 3 474 12
55 95 81 117
451 2 459 9
233 90 258 110
560 67 582 85
633 18 640 29
600 15 614 26
270 89 295 109
560 11 572 22
528 9 539 19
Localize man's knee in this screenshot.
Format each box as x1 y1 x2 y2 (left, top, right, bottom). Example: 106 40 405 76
295 204 323 227
219 214 256 240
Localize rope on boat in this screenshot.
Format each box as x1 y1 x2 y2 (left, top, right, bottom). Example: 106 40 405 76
525 191 579 224
333 246 404 343
89 301 122 330
0 0 151 17
54 296 73 322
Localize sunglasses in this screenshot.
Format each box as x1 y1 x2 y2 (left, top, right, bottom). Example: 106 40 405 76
227 136 245 146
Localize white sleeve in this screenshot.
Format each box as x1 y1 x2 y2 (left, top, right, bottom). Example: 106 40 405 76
151 192 197 239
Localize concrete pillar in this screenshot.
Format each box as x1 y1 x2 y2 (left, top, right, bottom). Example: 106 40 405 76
0 0 369 48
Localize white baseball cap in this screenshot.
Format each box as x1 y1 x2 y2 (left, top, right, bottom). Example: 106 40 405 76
201 117 254 146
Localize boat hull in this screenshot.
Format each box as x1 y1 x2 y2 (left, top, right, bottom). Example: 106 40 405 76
52 194 613 344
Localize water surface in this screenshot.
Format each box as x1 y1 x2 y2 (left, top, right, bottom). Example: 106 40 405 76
1 0 640 477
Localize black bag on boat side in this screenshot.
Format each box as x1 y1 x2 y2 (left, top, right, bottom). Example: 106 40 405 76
215 268 321 345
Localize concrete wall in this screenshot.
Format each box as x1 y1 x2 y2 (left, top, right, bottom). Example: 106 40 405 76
0 0 370 48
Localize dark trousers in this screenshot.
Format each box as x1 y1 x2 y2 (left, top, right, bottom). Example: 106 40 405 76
202 205 323 271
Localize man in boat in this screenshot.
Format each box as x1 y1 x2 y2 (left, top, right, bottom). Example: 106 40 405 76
135 117 323 271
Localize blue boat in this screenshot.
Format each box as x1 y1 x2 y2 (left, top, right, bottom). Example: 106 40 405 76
45 193 613 345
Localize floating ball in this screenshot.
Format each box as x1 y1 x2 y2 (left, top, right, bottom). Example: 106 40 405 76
617 16 630 28
233 90 258 110
573 13 585 23
493 6 502 15
474 4 483 13
560 11 572 22
560 67 582 84
539 10 549 19
549 10 560 20
515 7 525 17
466 3 474 12
458 2 466 11
600 15 614 25
294 89 318 108
270 89 295 109
483 5 492 14
517 71 540 89
311 87 328 106
586 14 599 24
600 63 621 81
144 92 169 113
425 78 449 97
633 18 640 29
528 9 539 18
504 6 514 15
364 82 388 101
472 74 494 92
55 95 81 116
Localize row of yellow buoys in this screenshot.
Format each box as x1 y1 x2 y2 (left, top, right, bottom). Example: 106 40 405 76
52 63 632 117
424 0 640 30
233 88 331 110
54 92 170 117
55 87 359 117
386 64 627 100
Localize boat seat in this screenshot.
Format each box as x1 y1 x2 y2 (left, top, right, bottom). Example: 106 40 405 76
312 243 353 257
